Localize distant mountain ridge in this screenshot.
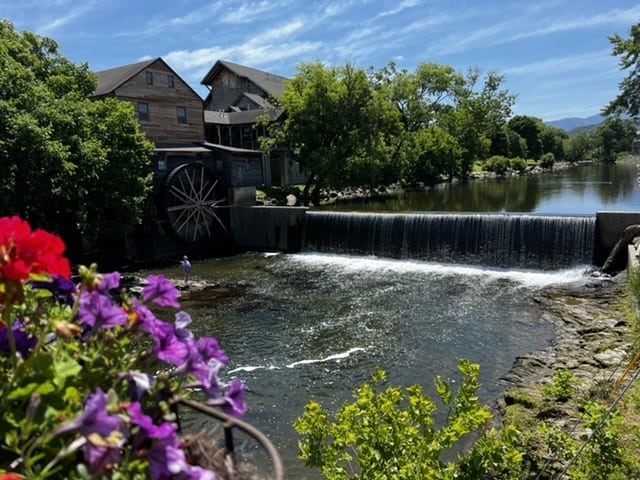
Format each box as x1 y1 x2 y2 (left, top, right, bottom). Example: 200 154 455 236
546 114 604 131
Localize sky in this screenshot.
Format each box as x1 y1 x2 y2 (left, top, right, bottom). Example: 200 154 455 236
1 0 638 122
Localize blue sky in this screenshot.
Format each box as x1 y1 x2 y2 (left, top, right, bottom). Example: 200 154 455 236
1 0 638 122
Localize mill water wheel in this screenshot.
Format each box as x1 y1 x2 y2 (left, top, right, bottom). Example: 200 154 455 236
162 163 228 243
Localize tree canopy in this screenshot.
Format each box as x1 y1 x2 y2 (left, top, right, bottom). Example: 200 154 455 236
0 20 154 256
262 61 518 202
605 22 640 118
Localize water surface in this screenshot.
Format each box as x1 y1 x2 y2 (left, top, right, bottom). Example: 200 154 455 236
146 253 591 478
318 161 640 215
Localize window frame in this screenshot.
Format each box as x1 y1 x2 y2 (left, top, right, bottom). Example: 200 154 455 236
176 106 187 124
145 71 153 85
138 102 150 121
167 74 175 89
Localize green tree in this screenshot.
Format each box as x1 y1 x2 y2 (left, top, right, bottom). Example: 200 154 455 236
604 23 640 117
446 68 516 174
402 126 463 184
507 115 545 160
0 20 154 255
376 63 515 179
489 126 528 158
261 62 401 204
593 116 637 162
564 131 595 163
540 125 568 161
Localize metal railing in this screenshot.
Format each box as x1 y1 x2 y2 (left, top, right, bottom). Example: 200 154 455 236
172 395 284 480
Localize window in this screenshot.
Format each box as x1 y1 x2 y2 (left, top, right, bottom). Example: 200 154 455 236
138 102 149 121
167 74 175 88
146 71 153 85
177 106 187 124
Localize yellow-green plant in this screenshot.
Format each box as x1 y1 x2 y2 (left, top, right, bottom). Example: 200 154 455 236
294 359 525 479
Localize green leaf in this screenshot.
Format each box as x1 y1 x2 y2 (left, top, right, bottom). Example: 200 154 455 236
7 382 39 401
53 357 82 388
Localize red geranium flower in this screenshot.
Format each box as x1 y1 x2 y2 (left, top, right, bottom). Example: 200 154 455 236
0 216 71 282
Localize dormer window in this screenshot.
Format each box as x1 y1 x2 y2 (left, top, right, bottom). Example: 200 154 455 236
146 71 153 85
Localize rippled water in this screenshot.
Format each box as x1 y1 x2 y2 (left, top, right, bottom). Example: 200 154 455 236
143 252 593 478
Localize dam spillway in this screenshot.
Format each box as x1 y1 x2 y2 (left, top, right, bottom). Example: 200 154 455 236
302 211 596 270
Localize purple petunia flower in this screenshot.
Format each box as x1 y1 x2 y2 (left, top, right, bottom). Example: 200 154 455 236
205 379 247 418
196 337 228 366
128 402 177 441
79 291 128 334
99 272 121 292
180 465 217 480
150 320 190 366
119 371 155 402
84 441 124 474
143 275 180 308
54 388 123 438
30 274 76 305
174 311 195 344
0 320 38 358
221 379 248 417
54 389 127 472
180 337 228 389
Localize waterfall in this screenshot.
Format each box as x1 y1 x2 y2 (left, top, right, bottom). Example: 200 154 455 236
303 211 596 269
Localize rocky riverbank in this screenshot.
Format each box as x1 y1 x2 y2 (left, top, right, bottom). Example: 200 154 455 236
495 271 636 471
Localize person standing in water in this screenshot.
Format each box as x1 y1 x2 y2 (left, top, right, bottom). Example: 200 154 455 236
181 255 191 286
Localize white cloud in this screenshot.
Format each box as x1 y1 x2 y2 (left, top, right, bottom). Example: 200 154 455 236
503 50 614 76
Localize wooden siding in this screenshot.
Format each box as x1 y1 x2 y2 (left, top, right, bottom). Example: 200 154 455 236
205 69 266 112
114 61 204 146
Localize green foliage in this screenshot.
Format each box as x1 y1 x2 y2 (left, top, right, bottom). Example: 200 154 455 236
543 370 575 402
539 152 555 169
593 117 637 163
262 61 402 203
508 116 545 160
483 155 511 174
0 20 154 253
264 60 515 200
510 157 527 172
564 132 595 163
402 126 463 184
567 401 627 480
294 360 526 479
604 22 640 117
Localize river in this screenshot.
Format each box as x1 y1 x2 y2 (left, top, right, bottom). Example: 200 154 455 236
140 159 639 479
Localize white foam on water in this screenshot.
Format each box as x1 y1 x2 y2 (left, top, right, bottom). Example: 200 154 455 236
229 347 368 373
287 252 593 289
228 364 281 374
286 347 367 368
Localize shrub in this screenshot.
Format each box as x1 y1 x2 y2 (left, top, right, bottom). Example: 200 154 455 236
484 155 511 174
543 370 575 402
510 157 527 173
294 360 525 479
540 152 555 169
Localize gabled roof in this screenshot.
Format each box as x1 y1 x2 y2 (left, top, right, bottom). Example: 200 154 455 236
238 92 273 109
203 107 283 126
92 57 202 100
201 60 288 98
